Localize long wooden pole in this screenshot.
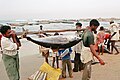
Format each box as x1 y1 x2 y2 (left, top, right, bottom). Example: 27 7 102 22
17 28 120 42
16 28 86 35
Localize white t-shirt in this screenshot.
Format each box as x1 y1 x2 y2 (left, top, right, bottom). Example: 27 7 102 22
80 42 93 63
1 36 18 56
109 23 119 40
73 31 82 54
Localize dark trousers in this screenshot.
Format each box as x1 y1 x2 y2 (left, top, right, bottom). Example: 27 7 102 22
73 53 84 72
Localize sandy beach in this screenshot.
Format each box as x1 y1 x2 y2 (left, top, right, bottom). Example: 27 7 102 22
0 39 120 80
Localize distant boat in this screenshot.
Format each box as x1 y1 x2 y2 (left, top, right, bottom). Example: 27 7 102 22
39 21 50 24
27 21 39 25
61 21 74 24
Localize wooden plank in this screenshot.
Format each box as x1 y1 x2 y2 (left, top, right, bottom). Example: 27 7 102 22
16 28 86 35
41 28 86 32
17 28 120 42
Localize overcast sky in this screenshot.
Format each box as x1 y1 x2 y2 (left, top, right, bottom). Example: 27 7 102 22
0 0 120 20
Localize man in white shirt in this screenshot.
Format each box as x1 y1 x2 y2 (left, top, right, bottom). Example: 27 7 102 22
0 25 21 80
109 21 119 54
73 22 84 72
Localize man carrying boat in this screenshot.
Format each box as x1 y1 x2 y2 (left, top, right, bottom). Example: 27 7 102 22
81 19 105 80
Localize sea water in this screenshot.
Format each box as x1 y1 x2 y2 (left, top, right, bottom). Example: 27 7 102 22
14 21 110 36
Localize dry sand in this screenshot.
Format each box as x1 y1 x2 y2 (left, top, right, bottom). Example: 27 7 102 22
0 39 120 80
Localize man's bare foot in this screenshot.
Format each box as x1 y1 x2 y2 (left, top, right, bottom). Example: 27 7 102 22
114 52 119 55
69 75 73 78
111 52 113 54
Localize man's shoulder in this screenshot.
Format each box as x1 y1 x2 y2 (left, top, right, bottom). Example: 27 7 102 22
1 36 8 42
58 49 64 52
84 30 93 37
110 23 119 28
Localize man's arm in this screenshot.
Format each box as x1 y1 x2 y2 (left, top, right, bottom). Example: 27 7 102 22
60 49 69 57
90 44 105 65
110 32 116 38
2 38 18 51
11 30 20 50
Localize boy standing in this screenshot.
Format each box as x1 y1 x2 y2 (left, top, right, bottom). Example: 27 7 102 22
59 48 73 78
73 22 84 72
97 26 105 55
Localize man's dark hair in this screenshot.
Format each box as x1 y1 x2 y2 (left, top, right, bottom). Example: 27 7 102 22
40 25 43 30
99 26 104 30
94 30 97 34
54 32 59 36
90 19 100 27
110 21 114 24
0 25 11 34
76 22 82 27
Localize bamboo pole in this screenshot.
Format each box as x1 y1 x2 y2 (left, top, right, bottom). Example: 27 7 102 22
17 28 120 42
16 28 86 35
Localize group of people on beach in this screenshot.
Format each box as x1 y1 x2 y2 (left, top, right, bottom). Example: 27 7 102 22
0 19 119 80
40 19 119 80
95 21 119 55
39 19 106 80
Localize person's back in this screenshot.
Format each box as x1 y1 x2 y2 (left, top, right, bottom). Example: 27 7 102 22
97 30 105 55
59 48 72 60
109 21 119 54
82 30 94 47
97 31 105 43
97 26 105 43
104 33 111 40
109 22 119 41
59 48 73 79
